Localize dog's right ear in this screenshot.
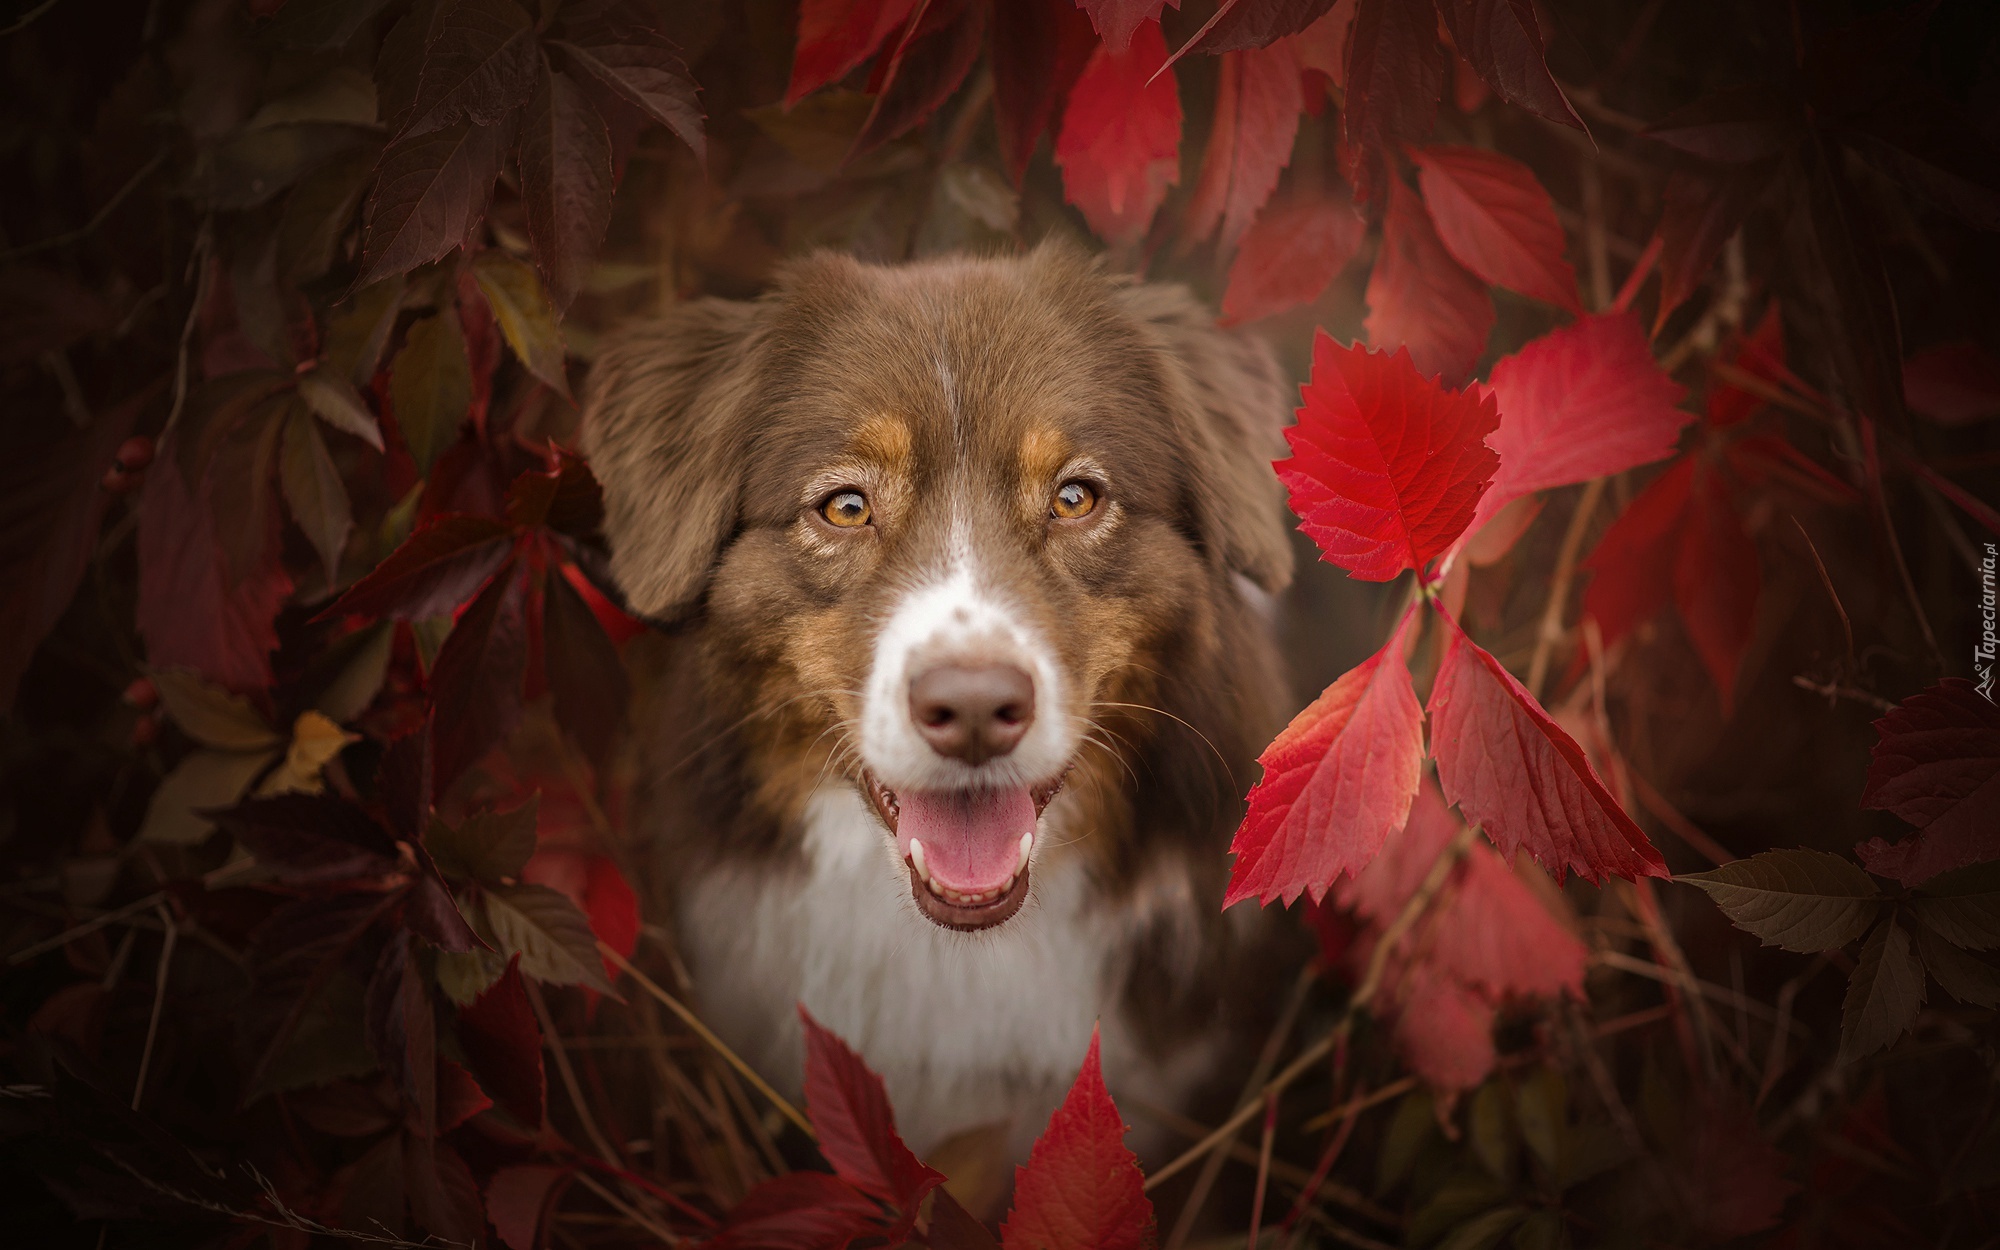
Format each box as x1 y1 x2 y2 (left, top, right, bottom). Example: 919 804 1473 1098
581 298 764 622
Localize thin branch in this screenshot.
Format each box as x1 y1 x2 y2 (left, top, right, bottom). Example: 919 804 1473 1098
1791 674 1898 715
1625 770 1735 867
131 903 178 1111
569 1171 680 1247
524 978 627 1169
1527 478 1607 698
1244 1091 1280 1249
0 149 168 262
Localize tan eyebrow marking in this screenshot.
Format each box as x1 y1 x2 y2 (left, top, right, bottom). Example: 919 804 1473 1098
849 413 913 468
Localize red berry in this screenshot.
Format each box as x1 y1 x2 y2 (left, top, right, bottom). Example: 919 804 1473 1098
115 435 156 471
122 677 158 710
101 466 136 493
130 713 160 747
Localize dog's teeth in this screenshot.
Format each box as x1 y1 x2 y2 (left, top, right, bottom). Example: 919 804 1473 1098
1015 831 1033 875
910 839 930 885
1001 873 1017 895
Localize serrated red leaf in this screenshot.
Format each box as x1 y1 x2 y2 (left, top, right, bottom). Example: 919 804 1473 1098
1226 605 1423 906
1579 456 1693 653
1411 144 1581 313
435 1057 492 1132
1672 462 1760 714
1365 178 1494 384
1655 166 1766 332
711 1171 883 1250
990 0 1099 183
850 0 987 159
550 0 705 161
1903 339 2000 427
1277 333 1499 580
1055 20 1182 246
487 1164 571 1250
1435 0 1582 130
1471 313 1690 538
1076 0 1174 54
325 514 514 622
786 0 921 105
358 121 513 287
1708 303 1786 427
1340 0 1443 207
398 0 538 140
1173 0 1339 58
458 957 546 1127
1385 960 1497 1090
798 1006 942 1211
1427 610 1666 883
1220 193 1366 324
430 559 528 794
1855 679 2000 885
522 64 614 310
1183 41 1301 252
1002 1026 1156 1250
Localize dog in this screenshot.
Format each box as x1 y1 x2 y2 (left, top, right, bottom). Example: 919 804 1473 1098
582 243 1296 1165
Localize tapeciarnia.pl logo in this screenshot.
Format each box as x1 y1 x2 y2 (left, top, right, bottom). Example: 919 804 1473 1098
1979 542 1997 703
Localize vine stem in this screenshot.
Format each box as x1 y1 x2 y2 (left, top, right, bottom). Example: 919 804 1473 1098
1143 823 1479 1192
130 902 178 1111
524 978 626 1169
1526 477 1608 699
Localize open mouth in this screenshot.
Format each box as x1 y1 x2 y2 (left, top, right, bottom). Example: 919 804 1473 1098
862 767 1070 931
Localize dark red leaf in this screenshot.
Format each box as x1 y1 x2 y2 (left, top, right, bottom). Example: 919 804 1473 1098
1580 456 1693 652
521 64 615 310
1173 0 1338 57
930 1187 1003 1250
208 793 399 884
406 1134 483 1243
1672 461 1760 714
1340 0 1443 207
1226 605 1424 906
710 1171 883 1250
1435 0 1582 131
1182 40 1301 252
584 854 641 971
404 845 484 952
1856 680 2000 886
1076 0 1173 54
798 1006 943 1211
357 120 514 287
458 957 546 1127
1364 177 1493 385
1054 19 1183 246
435 1057 493 1132
990 0 1099 184
1276 332 1499 580
398 0 538 140
430 560 529 794
786 0 921 105
1644 84 1794 165
850 0 987 159
1655 165 1767 333
541 568 626 764
378 719 435 843
1427 609 1667 884
1382 960 1497 1090
366 931 437 1136
487 1164 571 1250
1707 302 1786 427
1671 1098 1800 1240
550 0 705 160
1410 144 1581 313
324 515 513 623
1220 192 1366 324
1903 340 2000 427
244 891 400 1098
1001 1026 1156 1250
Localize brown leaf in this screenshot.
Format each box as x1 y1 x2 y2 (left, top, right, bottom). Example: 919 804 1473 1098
520 64 614 309
357 120 513 286
280 403 354 585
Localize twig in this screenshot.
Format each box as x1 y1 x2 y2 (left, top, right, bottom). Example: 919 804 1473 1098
0 149 168 262
1792 516 1857 669
600 941 815 1139
162 220 212 442
1610 234 1662 315
569 1171 680 1246
1757 957 1826 1109
1297 1077 1418 1134
1791 675 1898 715
1859 417 1946 672
1581 158 1613 310
1280 1087 1366 1250
1527 478 1608 698
1129 1098 1398 1226
1625 770 1734 867
1593 949 1811 1034
131 903 178 1111
1245 1091 1280 1249
524 978 627 1170
1144 824 1478 1192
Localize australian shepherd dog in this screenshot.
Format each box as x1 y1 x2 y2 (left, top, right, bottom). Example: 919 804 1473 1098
582 242 1297 1169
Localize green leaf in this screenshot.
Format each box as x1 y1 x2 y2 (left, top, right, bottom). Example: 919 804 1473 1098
249 969 379 1099
1679 849 1882 952
150 668 283 750
299 369 384 450
312 623 394 724
1912 861 2000 951
427 795 539 885
280 404 354 585
1377 1087 1436 1196
1841 917 1926 1058
1511 1209 1569 1250
1513 1068 1565 1175
139 748 278 844
390 309 472 473
1408 1172 1511 1248
1469 1080 1517 1181
469 250 569 396
1914 923 2000 1008
484 883 613 993
1437 1207 1528 1250
324 275 406 386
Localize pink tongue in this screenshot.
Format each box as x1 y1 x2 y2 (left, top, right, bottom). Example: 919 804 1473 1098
896 787 1035 893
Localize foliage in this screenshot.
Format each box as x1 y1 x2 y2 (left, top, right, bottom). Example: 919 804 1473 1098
3 0 1999 1247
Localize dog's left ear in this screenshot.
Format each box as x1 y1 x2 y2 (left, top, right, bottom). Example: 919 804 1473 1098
1118 283 1296 595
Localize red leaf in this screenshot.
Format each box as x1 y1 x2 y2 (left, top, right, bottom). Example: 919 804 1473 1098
1364 178 1494 384
1580 456 1693 652
1855 679 2000 886
1672 461 1760 714
1172 0 1340 57
1002 1026 1156 1250
521 64 614 310
1076 0 1174 54
398 0 539 140
1434 0 1582 130
435 1057 493 1132
1726 433 1861 508
1055 20 1183 246
550 0 705 161
326 515 513 622
1183 41 1301 252
1386 960 1497 1090
1672 1098 1800 1240
990 0 1099 183
1287 0 1355 87
366 931 437 1135
1220 193 1366 324
798 1006 943 1211
487 1164 571 1250
1340 0 1443 207
430 559 529 794
358 121 514 286
1410 144 1581 313
1226 605 1424 906
543 564 630 764
850 0 988 159
561 562 645 644
786 0 921 105
1707 303 1786 427
1427 610 1666 883
1655 166 1766 333
1472 313 1690 537
137 442 291 693
1276 332 1499 581
711 1172 883 1250
1903 339 2000 427
458 957 546 1127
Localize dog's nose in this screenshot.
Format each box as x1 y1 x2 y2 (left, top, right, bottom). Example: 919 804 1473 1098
908 664 1035 764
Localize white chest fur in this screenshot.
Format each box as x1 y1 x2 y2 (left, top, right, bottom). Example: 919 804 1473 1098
677 785 1204 1157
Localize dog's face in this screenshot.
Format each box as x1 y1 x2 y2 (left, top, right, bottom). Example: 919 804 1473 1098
585 247 1291 931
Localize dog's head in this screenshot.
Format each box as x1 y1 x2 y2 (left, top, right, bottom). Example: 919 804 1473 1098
585 245 1292 931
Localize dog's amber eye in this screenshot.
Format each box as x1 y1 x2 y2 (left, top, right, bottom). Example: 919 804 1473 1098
822 490 871 527
1051 480 1097 520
